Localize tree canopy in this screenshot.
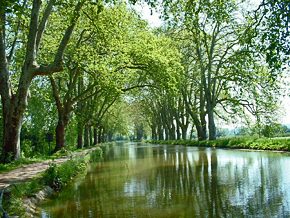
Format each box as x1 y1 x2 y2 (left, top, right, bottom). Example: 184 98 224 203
0 0 289 163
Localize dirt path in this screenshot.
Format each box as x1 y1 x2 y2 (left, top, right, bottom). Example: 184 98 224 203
0 147 100 190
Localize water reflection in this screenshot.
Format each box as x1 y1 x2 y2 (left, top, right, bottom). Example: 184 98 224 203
36 142 290 217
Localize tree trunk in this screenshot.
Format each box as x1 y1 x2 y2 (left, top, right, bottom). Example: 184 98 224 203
196 123 207 141
164 128 169 140
176 126 181 140
175 109 181 140
181 126 187 140
181 88 207 141
94 127 98 145
1 111 22 162
98 127 102 143
158 124 163 140
84 125 89 147
1 74 32 162
151 124 157 140
207 105 216 140
77 134 83 149
200 90 207 141
89 125 93 146
102 127 106 143
54 116 69 152
77 121 83 149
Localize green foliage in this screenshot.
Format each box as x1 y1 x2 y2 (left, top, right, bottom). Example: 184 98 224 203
43 148 103 188
1 145 105 216
1 186 25 217
255 0 290 70
147 137 290 152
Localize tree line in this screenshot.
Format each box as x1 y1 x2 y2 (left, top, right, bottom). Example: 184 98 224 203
0 0 289 163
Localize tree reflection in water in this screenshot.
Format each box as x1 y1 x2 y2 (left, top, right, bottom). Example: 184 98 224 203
36 143 290 218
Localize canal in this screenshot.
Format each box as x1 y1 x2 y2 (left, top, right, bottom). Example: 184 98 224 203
35 142 290 217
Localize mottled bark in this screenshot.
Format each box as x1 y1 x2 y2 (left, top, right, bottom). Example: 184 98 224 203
0 0 85 162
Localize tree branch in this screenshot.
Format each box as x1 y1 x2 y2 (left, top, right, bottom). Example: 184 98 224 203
24 0 41 69
49 75 63 115
0 6 13 102
53 1 85 68
36 0 55 53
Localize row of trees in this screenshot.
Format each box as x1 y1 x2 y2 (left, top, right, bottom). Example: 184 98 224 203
0 0 289 163
132 0 289 141
0 0 181 162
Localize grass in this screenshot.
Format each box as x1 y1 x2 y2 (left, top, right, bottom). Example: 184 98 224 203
0 143 114 217
0 148 69 174
146 137 290 152
0 143 115 174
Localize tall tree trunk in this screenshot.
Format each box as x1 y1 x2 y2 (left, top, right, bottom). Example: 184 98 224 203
77 121 83 149
98 126 102 143
94 127 98 145
0 0 84 163
207 105 216 140
176 125 181 140
181 126 187 140
1 73 32 162
2 110 23 162
200 90 207 140
158 124 163 140
50 76 73 152
196 123 207 141
181 88 207 141
151 124 157 140
89 125 93 146
101 127 106 143
77 134 83 149
84 125 89 147
54 116 69 152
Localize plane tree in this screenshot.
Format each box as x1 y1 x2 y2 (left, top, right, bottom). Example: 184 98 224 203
160 0 283 140
0 0 94 162
253 0 290 70
0 0 179 162
46 2 182 151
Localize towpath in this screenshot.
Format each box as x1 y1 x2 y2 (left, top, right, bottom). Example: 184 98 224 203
0 147 100 190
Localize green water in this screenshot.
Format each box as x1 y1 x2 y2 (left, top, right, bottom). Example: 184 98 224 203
35 142 290 217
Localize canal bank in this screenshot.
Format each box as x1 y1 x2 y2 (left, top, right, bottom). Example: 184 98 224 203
147 137 290 152
0 143 114 217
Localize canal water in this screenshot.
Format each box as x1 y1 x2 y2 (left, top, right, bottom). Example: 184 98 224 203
35 142 290 217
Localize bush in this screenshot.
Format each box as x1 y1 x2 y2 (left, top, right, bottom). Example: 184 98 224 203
43 148 103 189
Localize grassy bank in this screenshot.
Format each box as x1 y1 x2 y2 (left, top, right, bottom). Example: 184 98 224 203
1 143 114 217
0 143 114 174
146 137 290 152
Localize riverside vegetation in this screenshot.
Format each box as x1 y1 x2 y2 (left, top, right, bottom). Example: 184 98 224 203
147 137 290 152
0 143 113 217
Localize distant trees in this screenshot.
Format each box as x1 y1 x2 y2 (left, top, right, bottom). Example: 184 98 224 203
155 0 287 141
